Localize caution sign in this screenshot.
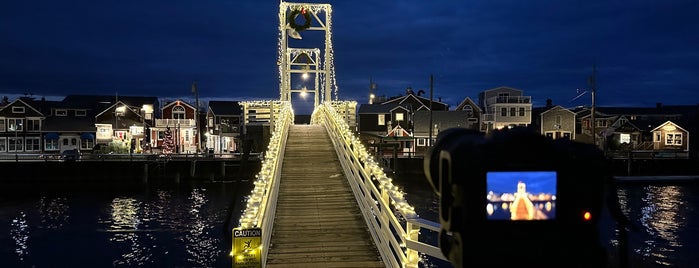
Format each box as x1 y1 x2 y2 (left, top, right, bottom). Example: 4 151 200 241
232 228 262 268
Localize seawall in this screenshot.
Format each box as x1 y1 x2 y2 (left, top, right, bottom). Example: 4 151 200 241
1 159 261 184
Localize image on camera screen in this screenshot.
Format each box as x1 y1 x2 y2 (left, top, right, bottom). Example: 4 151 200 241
486 171 557 220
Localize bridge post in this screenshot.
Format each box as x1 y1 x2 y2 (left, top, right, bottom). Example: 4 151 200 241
405 222 420 268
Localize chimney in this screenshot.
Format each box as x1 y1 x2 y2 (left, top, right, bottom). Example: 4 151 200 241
546 99 553 108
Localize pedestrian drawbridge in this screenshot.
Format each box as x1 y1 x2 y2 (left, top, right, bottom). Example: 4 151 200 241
232 102 447 267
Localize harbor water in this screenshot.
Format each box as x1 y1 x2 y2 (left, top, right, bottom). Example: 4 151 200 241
1 176 698 267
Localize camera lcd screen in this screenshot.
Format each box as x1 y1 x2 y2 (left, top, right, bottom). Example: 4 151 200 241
486 171 556 220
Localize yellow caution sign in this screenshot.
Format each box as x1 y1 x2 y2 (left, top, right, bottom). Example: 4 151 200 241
232 228 262 268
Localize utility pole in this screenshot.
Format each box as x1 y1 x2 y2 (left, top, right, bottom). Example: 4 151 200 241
428 74 434 147
192 81 201 154
589 64 597 148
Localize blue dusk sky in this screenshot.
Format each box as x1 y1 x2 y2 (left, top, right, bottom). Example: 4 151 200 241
487 171 557 195
1 0 698 114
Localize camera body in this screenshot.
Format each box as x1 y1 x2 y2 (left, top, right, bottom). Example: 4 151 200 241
424 128 609 268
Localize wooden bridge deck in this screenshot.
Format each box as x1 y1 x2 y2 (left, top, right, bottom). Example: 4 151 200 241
266 124 384 268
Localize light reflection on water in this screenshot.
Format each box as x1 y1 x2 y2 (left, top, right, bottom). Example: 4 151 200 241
10 211 29 261
617 184 694 267
0 183 249 267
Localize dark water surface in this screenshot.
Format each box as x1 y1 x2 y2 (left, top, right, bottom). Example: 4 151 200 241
1 176 698 268
0 182 252 267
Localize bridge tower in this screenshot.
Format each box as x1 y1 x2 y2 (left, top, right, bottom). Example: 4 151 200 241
278 2 337 109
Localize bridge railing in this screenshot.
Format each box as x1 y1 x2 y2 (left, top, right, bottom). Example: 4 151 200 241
312 102 447 268
232 101 293 265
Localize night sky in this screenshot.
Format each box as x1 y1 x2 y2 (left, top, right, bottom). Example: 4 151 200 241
2 0 698 114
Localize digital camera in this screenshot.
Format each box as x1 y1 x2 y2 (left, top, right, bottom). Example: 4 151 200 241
424 128 609 268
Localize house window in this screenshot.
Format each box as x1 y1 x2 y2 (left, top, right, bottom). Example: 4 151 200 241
63 138 69 146
417 138 426 147
545 132 554 139
81 138 94 150
378 114 385 126
26 119 40 131
76 110 87 116
71 138 77 146
498 93 509 102
563 132 571 139
395 113 404 122
8 119 23 131
185 130 190 142
45 139 59 150
655 133 661 142
173 106 186 119
620 133 631 144
519 107 525 116
666 133 682 145
9 137 23 152
501 108 507 116
510 108 516 116
555 115 562 125
55 109 67 116
0 138 6 152
0 119 4 132
25 137 40 151
12 106 25 113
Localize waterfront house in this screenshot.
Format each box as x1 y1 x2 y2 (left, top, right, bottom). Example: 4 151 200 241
478 86 532 133
357 89 449 152
453 96 482 130
412 110 471 155
0 98 45 153
540 105 576 140
572 104 696 158
156 99 198 154
651 121 689 157
94 96 158 153
206 100 243 153
41 96 100 154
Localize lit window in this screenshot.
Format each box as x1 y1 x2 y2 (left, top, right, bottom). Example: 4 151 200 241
8 119 23 131
378 114 385 126
620 133 631 144
395 113 404 121
666 133 682 146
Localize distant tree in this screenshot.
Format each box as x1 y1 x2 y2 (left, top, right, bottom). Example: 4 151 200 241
1 96 8 105
162 126 175 154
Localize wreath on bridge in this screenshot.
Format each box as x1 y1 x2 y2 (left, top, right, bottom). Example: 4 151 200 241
288 8 311 32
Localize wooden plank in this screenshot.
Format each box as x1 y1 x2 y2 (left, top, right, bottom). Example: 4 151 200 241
266 125 383 267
